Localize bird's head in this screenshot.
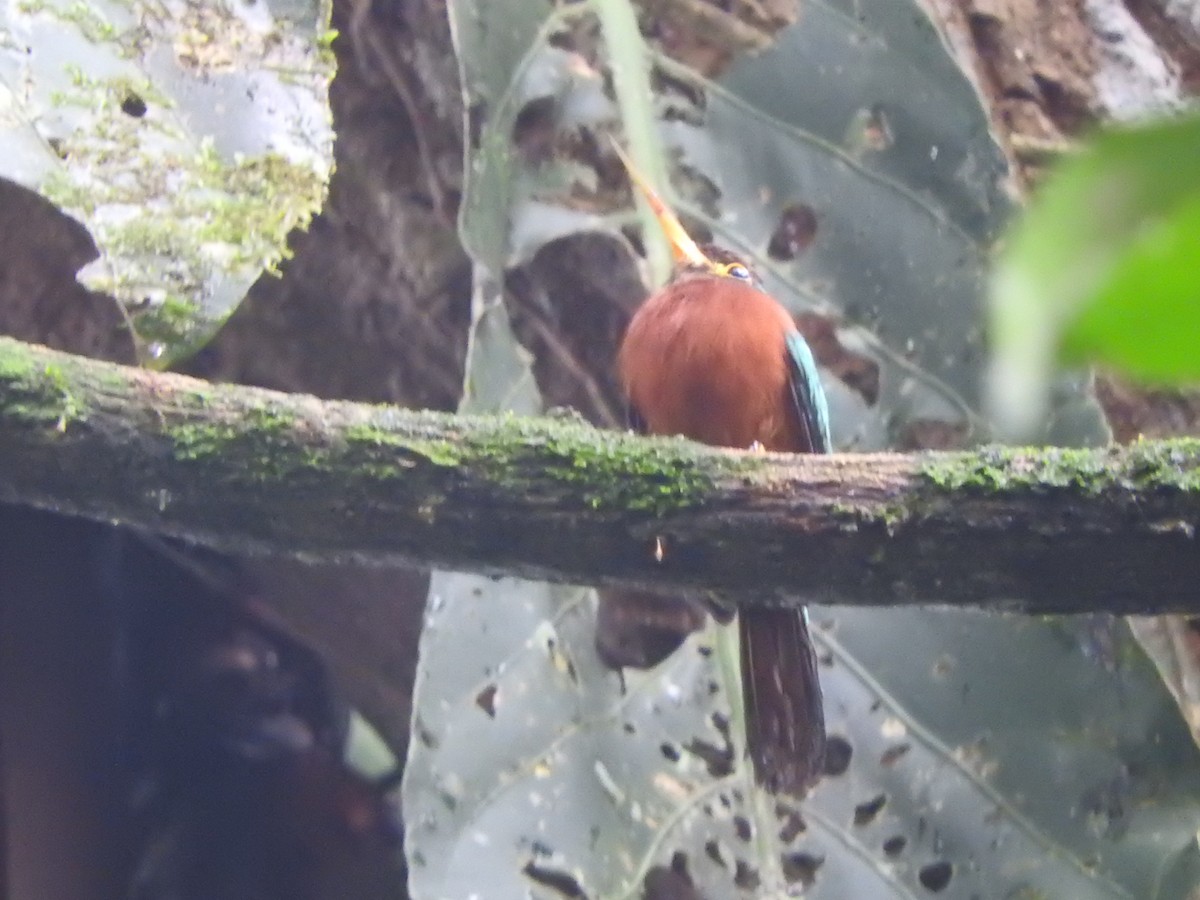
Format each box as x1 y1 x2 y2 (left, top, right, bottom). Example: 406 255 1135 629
613 140 760 289
688 242 759 287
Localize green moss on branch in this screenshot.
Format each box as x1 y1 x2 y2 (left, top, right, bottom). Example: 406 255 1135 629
4 334 1200 612
919 440 1200 495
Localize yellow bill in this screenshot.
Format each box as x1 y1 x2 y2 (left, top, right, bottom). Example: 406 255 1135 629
610 138 710 268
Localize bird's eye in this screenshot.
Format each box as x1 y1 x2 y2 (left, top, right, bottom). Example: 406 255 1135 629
725 263 752 281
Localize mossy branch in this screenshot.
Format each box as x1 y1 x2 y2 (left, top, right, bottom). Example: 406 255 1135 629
2 335 1199 613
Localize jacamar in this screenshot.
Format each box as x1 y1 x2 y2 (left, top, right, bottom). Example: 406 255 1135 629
607 144 829 796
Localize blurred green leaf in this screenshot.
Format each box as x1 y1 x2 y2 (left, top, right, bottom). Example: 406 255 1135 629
405 1 1199 898
989 112 1200 439
0 0 334 363
593 0 673 284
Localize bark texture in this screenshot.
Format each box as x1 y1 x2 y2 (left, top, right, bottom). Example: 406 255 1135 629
3 336 1200 613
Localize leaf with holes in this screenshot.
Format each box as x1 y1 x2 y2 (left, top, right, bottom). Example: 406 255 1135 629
0 0 334 363
405 1 1200 898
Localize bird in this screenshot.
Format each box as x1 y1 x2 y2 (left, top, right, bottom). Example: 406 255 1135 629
609 142 830 796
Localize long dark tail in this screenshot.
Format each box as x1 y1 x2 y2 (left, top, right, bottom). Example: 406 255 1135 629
739 606 826 795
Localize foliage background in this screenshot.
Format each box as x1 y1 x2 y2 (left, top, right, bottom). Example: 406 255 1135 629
4 1 1200 898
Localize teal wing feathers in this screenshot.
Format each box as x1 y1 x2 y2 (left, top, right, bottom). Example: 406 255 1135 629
784 330 831 455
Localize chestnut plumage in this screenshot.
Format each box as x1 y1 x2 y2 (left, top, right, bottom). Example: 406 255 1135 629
611 143 829 794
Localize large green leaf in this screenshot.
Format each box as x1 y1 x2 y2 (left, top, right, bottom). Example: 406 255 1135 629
404 1 1200 897
990 112 1200 439
0 0 334 363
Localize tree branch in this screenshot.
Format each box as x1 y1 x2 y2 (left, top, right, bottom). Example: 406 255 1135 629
1 336 1198 613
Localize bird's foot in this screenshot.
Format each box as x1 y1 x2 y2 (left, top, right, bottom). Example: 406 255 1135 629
545 405 592 426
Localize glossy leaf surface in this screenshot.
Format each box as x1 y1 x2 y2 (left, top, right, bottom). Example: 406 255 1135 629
405 2 1199 897
0 0 334 362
